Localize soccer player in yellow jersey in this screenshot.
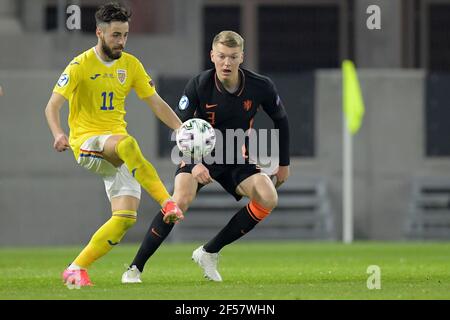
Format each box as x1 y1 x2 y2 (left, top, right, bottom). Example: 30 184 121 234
44 2 184 287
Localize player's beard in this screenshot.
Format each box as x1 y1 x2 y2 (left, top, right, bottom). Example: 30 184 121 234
101 37 123 60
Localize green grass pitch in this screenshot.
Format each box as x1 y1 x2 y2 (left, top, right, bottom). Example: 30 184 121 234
0 241 449 300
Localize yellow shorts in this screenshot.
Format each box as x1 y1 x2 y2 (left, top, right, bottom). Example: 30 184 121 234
77 135 141 201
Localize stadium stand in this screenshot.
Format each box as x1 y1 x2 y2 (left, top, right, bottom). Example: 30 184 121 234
407 177 450 239
169 176 334 241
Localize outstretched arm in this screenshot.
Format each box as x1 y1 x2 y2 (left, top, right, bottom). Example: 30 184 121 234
142 93 182 130
45 92 70 152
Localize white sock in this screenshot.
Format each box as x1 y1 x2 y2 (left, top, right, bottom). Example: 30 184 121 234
67 263 82 271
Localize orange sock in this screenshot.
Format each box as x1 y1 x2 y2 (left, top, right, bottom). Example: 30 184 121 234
247 200 271 221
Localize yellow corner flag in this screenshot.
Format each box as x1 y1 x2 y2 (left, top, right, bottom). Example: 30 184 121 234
342 60 365 134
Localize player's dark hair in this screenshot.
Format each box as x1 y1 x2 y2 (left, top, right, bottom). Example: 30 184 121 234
95 2 131 25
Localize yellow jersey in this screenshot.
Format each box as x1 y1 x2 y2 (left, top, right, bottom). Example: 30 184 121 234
53 47 156 159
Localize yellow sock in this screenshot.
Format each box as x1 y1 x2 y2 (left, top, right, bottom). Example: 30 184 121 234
116 136 171 206
73 210 137 269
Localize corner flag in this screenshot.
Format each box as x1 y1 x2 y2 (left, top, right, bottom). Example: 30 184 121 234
342 60 365 134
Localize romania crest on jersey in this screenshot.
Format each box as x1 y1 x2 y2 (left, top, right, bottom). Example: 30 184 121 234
117 69 127 84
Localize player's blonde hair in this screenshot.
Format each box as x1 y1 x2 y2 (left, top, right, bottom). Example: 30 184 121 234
212 31 244 51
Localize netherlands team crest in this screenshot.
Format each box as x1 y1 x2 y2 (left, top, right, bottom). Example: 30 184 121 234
243 99 253 111
117 69 127 84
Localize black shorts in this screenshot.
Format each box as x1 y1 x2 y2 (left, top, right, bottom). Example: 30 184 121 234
175 163 261 201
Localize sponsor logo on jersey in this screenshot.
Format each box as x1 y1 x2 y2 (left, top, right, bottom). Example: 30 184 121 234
205 103 217 109
117 69 127 84
178 95 189 110
90 74 101 80
57 73 69 87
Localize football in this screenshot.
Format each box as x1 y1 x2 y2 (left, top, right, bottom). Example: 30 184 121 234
176 118 216 160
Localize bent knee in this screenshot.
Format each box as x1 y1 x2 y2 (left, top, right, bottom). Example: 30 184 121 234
116 136 141 158
260 196 278 212
254 190 278 211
